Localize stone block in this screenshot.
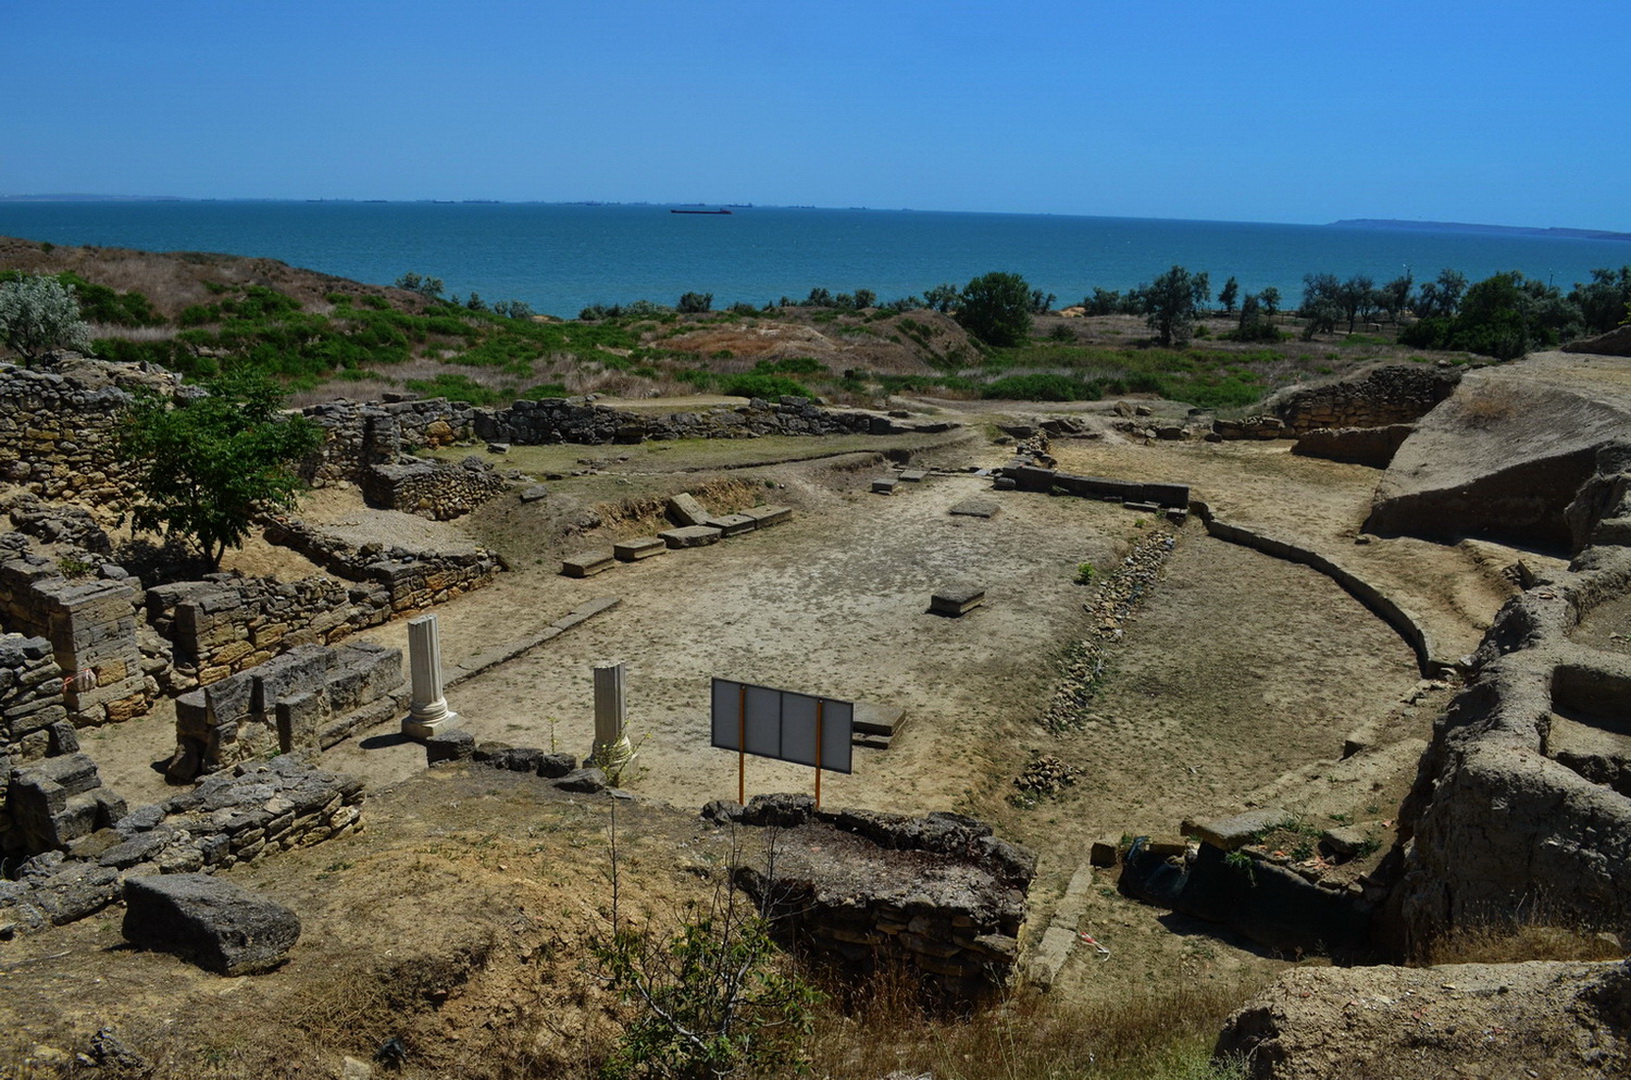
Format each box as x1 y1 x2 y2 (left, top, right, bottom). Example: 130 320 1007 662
561 551 616 577
899 468 929 482
1011 465 1056 492
666 493 711 527
122 873 300 975
659 526 722 549
425 728 476 765
852 702 906 738
1089 838 1120 867
948 497 1000 518
871 477 898 495
250 644 334 714
536 752 578 779
204 671 256 727
930 584 986 617
613 537 667 562
1194 808 1289 851
712 513 756 537
276 692 326 753
554 767 607 793
1141 482 1191 509
742 504 791 527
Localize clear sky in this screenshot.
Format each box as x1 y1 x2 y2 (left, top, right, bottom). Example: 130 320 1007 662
4 0 1628 231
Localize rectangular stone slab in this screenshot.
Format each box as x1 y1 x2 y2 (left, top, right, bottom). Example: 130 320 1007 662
1194 808 1291 851
871 477 898 494
852 701 906 737
949 497 1000 518
659 525 723 549
614 537 668 561
666 493 711 527
742 504 791 527
930 584 986 616
712 513 756 537
561 551 616 577
899 468 929 482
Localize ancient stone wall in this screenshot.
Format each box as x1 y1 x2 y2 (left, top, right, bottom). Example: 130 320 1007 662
299 394 952 488
1262 363 1462 436
0 362 150 508
168 640 403 782
704 794 1035 1003
0 756 364 936
147 574 381 690
360 455 508 520
0 634 129 858
261 515 503 612
0 555 153 725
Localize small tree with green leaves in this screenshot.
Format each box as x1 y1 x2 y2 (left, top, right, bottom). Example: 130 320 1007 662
678 291 714 314
0 273 92 363
1140 265 1211 346
1218 276 1240 314
393 272 444 300
956 271 1035 347
118 371 323 569
593 812 820 1080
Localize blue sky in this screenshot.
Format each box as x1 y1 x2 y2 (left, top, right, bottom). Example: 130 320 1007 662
4 1 1628 230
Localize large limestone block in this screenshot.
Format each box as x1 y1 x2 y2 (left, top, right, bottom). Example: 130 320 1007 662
122 873 301 975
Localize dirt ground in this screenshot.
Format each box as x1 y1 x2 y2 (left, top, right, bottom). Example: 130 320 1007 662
12 402 1533 1075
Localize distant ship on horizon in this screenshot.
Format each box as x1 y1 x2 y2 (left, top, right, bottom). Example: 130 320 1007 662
670 207 732 215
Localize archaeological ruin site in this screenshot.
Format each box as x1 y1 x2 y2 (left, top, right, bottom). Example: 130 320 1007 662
2 330 1630 1077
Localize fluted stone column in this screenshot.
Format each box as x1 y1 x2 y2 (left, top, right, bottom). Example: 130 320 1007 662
403 614 457 740
591 661 633 774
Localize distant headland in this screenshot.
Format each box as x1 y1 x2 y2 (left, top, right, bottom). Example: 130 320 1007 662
1332 218 1631 244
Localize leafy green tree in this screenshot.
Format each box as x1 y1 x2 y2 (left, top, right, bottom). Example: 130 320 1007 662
0 273 92 363
955 271 1035 347
922 282 960 313
1139 265 1211 346
118 371 323 568
1299 274 1343 339
1378 273 1414 324
393 272 445 300
677 291 713 314
1082 287 1121 316
803 287 833 308
1337 274 1378 332
1028 288 1057 314
1400 270 1583 360
1229 292 1280 342
1414 268 1467 320
1570 266 1631 334
1259 286 1281 318
1218 276 1240 314
852 288 877 309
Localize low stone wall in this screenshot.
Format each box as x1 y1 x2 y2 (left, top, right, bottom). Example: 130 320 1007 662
0 756 364 936
147 573 384 690
360 455 508 520
168 640 403 783
0 555 153 725
0 633 129 857
261 515 504 612
996 461 1190 509
1264 363 1462 435
704 794 1035 1003
1289 423 1415 467
299 394 955 486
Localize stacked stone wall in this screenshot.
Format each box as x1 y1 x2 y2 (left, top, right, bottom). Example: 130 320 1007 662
0 634 127 858
147 574 382 690
705 795 1035 1003
0 555 152 725
0 756 364 936
168 640 403 782
1266 364 1462 436
361 455 508 520
261 515 503 611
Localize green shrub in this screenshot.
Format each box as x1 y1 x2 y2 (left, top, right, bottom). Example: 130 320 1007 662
982 373 1099 401
721 373 811 400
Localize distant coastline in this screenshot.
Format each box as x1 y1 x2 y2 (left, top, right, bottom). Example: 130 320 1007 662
1332 218 1631 244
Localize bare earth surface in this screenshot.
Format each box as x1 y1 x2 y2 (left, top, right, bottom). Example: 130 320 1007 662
18 399 1537 1076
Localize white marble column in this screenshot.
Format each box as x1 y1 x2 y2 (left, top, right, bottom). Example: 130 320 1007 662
590 660 633 774
403 614 457 739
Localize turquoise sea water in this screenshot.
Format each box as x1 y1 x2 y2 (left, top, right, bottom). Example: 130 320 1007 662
0 201 1626 320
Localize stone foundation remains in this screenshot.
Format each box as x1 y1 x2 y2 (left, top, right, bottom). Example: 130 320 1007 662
703 794 1035 1003
1215 363 1461 441
167 640 403 783
0 554 153 726
360 454 508 520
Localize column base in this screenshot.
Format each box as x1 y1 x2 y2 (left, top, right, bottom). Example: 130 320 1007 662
591 735 635 776
403 709 459 742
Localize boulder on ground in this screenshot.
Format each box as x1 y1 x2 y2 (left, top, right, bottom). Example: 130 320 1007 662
122 873 300 975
